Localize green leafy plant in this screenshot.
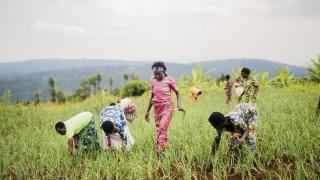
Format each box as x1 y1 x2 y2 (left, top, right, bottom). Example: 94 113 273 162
120 80 148 97
307 54 320 82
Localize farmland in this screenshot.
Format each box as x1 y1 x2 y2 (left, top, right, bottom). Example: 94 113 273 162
1 84 319 179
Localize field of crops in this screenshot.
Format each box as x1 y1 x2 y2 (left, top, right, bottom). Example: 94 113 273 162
1 84 319 179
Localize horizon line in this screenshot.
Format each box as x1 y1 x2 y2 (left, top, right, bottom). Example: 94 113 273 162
0 57 307 68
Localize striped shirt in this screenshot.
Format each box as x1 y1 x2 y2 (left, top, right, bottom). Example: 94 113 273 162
100 106 127 143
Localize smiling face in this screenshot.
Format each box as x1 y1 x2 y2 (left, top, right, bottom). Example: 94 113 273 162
154 71 165 81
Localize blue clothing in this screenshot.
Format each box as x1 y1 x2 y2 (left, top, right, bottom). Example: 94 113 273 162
225 103 259 150
225 103 258 132
100 106 127 143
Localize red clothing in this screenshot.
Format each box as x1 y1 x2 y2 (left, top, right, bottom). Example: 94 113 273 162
150 77 178 104
150 76 178 151
225 80 232 103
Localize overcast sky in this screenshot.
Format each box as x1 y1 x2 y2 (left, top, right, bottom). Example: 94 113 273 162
0 0 319 67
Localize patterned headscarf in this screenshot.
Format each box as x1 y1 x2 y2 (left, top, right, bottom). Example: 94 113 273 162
152 66 165 72
118 98 137 123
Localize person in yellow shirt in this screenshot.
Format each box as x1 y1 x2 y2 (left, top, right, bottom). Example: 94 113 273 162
188 87 202 102
55 112 100 154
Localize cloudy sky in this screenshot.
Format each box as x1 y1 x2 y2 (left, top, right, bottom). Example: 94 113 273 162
0 0 319 66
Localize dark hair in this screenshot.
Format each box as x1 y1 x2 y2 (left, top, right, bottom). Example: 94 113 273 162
55 122 65 131
226 75 230 80
101 121 114 135
151 61 166 71
241 68 251 75
208 112 225 129
109 102 116 106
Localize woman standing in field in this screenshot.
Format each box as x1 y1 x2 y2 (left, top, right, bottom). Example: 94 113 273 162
145 61 184 154
238 67 260 104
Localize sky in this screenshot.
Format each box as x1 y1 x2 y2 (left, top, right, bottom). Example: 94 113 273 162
0 0 319 67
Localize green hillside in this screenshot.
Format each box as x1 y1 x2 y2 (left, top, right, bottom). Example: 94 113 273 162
0 59 307 101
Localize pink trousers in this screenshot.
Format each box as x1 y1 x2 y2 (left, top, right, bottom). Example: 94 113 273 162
154 102 174 152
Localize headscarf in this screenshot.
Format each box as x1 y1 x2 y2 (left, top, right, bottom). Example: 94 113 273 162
118 98 137 123
152 66 165 72
152 66 167 77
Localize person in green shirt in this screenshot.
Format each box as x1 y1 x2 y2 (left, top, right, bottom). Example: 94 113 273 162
238 68 260 104
55 112 100 154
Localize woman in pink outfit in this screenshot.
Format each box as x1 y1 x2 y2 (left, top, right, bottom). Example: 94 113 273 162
145 62 184 153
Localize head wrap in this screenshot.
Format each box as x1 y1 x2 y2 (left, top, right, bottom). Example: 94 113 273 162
118 98 137 123
152 66 165 72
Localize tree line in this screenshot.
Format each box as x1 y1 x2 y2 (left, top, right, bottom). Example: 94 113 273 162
1 55 319 106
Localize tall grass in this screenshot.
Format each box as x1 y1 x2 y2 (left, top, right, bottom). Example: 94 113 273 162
1 85 319 179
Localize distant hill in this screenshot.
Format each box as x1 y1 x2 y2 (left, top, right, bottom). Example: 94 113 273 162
0 58 307 101
0 59 147 75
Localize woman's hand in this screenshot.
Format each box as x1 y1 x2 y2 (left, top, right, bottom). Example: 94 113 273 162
232 133 241 140
232 133 245 144
177 105 184 112
238 138 245 144
251 94 258 100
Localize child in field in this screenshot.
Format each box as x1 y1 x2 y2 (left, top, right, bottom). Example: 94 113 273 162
206 103 259 172
145 61 184 153
238 68 260 104
100 99 136 151
224 75 232 104
55 112 100 154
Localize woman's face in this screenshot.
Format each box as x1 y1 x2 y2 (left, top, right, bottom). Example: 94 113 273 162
241 72 249 79
57 127 66 135
154 71 165 81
